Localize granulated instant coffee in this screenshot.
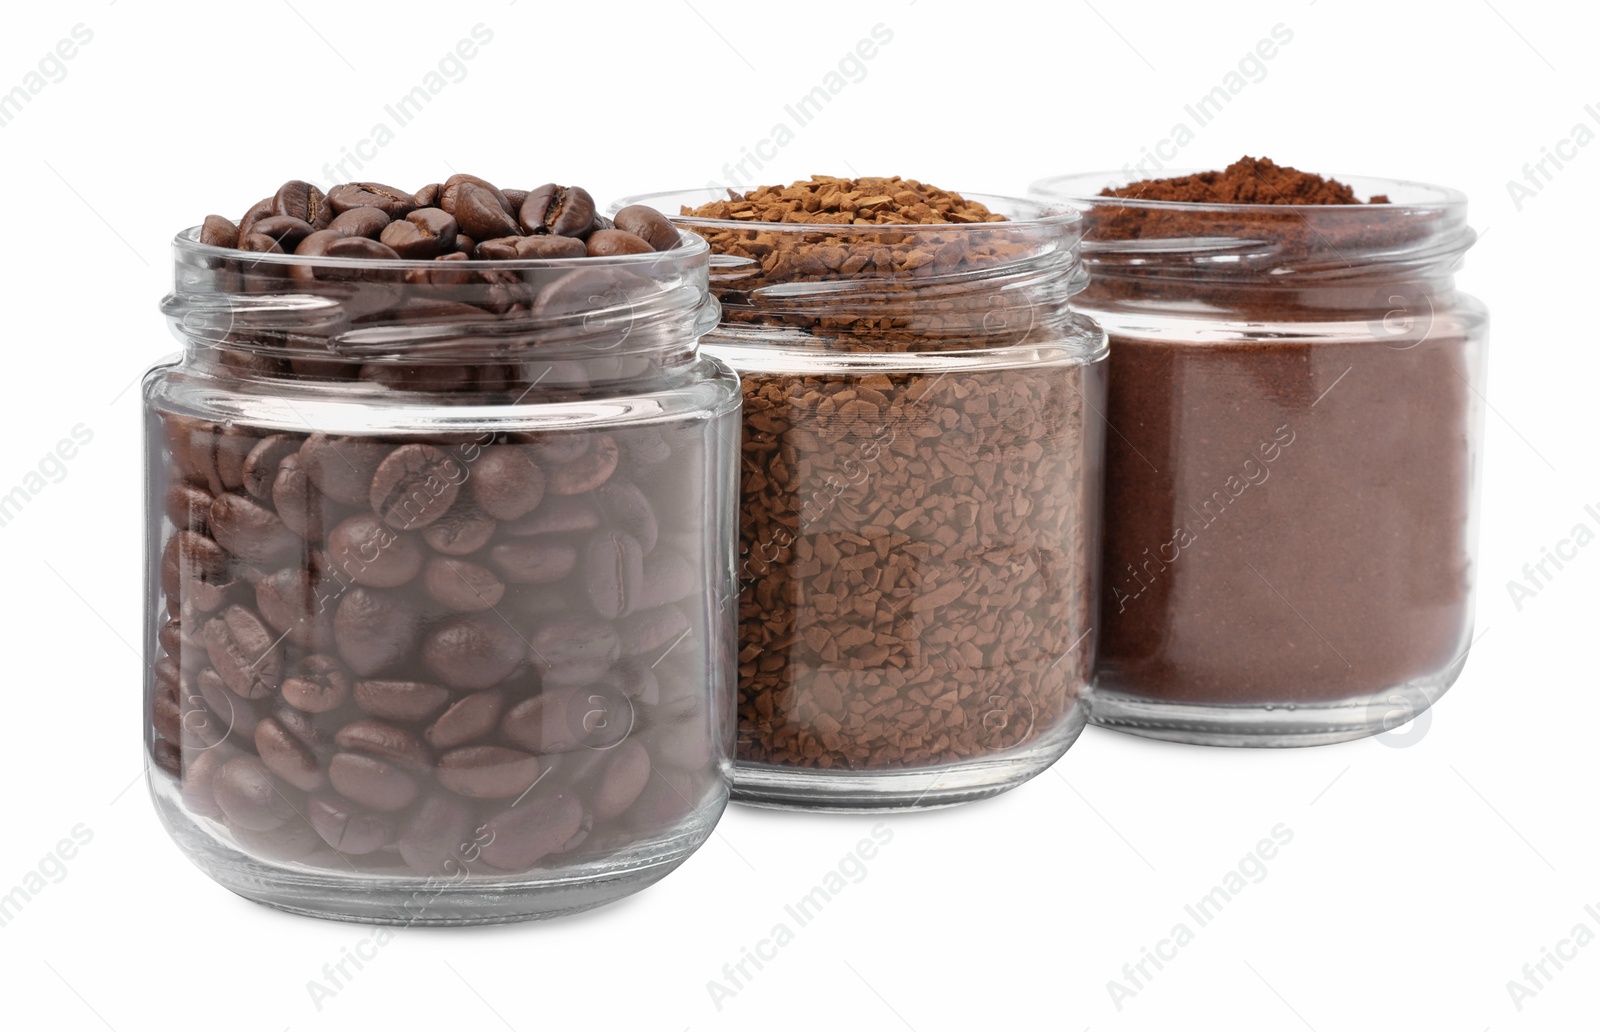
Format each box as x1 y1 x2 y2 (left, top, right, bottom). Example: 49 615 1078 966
1032 157 1486 746
613 177 1106 808
146 176 739 922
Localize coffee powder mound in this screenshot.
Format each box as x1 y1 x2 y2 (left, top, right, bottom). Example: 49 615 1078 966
683 178 1099 772
1102 156 1387 206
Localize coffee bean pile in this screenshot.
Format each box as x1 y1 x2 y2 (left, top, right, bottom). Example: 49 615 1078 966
151 400 724 876
682 179 1099 773
203 176 681 261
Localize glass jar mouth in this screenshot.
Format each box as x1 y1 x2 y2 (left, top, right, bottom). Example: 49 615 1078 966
610 189 1084 240
1029 170 1475 278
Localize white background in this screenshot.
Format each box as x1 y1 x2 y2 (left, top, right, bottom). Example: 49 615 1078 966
0 0 1594 1029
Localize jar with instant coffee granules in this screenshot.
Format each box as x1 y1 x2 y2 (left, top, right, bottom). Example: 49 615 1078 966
145 178 740 922
1032 158 1487 746
611 178 1107 809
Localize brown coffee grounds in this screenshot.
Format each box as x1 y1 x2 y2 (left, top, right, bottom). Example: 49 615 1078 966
688 175 1006 225
1102 155 1388 206
681 179 1099 773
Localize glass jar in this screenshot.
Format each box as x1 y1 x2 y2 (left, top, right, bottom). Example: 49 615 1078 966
145 227 740 923
1030 172 1486 746
611 190 1107 810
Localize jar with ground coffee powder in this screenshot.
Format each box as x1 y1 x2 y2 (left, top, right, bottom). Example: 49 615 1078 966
1031 161 1486 746
612 179 1107 809
144 180 739 922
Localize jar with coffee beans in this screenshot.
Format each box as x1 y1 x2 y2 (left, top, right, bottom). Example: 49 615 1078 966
613 179 1107 810
145 178 740 923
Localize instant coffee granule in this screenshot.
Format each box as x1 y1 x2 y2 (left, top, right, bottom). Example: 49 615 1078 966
684 178 1097 771
1085 157 1474 707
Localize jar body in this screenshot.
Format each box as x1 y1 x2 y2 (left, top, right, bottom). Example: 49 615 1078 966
1033 172 1488 745
710 337 1105 806
144 234 740 923
616 188 1111 809
1084 299 1485 743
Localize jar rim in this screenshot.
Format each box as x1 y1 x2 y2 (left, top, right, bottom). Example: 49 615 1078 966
609 189 1084 236
1028 170 1467 213
171 224 712 270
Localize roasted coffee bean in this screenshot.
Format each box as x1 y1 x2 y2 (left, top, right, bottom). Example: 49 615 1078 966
334 719 432 769
209 493 299 565
180 745 235 819
272 180 333 230
202 605 284 699
529 617 620 685
547 434 619 495
420 615 525 690
502 495 599 537
255 716 326 791
468 446 545 520
425 689 504 750
586 228 653 257
200 214 240 249
479 790 583 870
292 228 345 258
282 654 352 713
621 604 690 659
476 235 587 260
413 183 443 208
452 183 520 241
323 236 402 262
212 757 298 831
369 443 464 530
379 207 458 259
437 746 540 799
486 538 577 585
353 679 450 723
440 174 510 218
327 182 416 218
240 435 301 500
519 184 596 237
241 232 284 254
333 587 419 676
327 205 392 239
595 478 658 553
613 205 681 252
527 433 591 465
300 434 388 506
585 531 644 619
422 503 497 555
590 740 651 820
212 428 258 492
327 752 418 811
249 214 316 251
327 512 425 588
254 568 332 650
499 687 595 753
269 453 326 539
165 482 214 532
638 549 696 608
619 427 672 465
271 702 331 754
308 794 394 854
237 197 273 240
196 667 260 740
152 684 183 742
231 818 323 862
162 530 233 610
422 556 505 612
397 791 473 875
615 658 661 704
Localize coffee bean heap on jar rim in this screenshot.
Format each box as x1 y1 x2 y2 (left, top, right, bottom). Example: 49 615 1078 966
681 177 1096 772
200 175 681 260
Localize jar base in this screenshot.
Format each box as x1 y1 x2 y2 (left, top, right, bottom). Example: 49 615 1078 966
1089 649 1469 748
730 709 1087 812
153 783 724 925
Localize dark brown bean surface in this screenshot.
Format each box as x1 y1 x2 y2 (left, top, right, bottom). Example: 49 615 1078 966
328 752 419 812
425 689 505 751
437 746 541 799
422 556 505 612
327 513 425 588
369 444 464 530
353 680 451 723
